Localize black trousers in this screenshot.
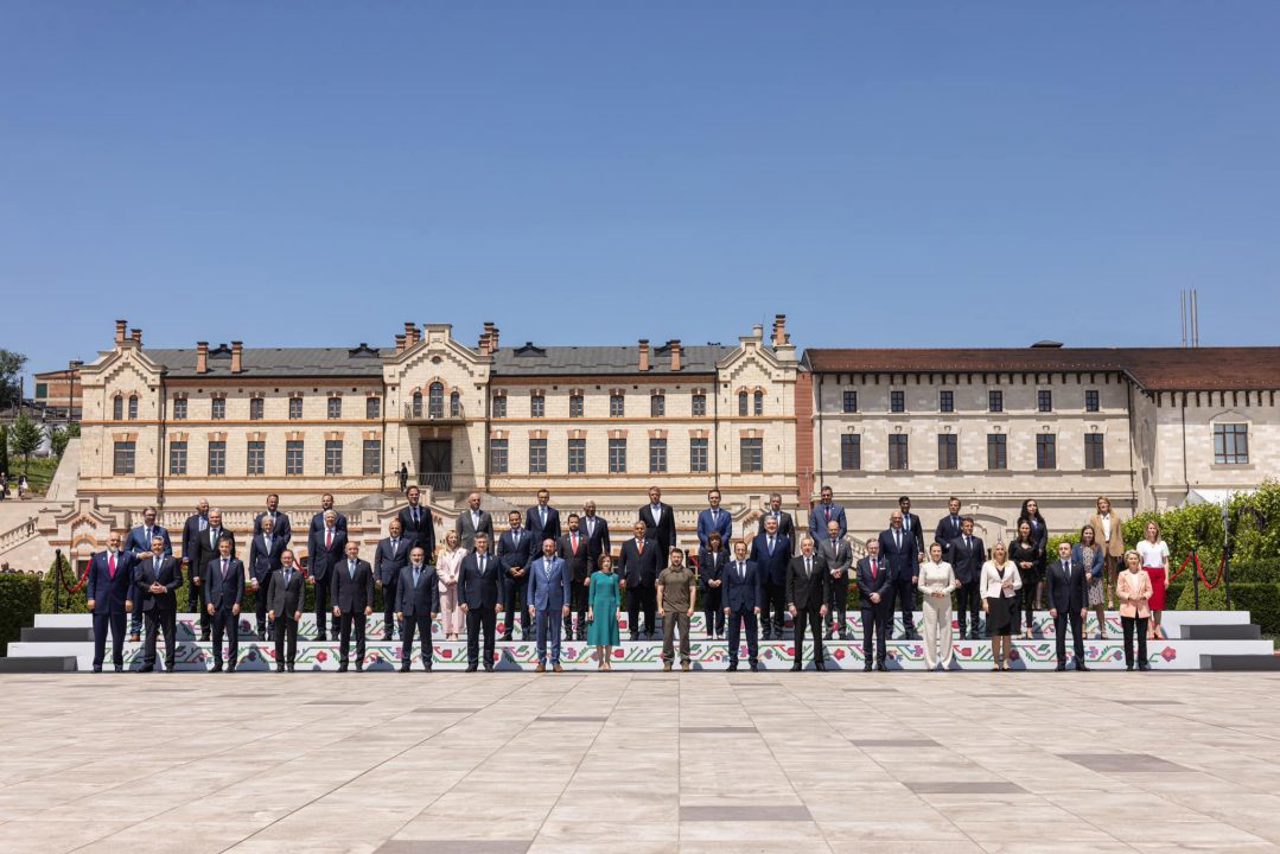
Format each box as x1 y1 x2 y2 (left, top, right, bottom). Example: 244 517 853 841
565 578 589 637
1016 570 1040 633
626 583 656 638
92 610 126 670
402 613 433 669
211 606 239 667
253 574 272 634
725 608 759 665
338 611 367 665
793 607 824 667
381 572 399 638
466 607 497 669
892 577 916 635
187 572 210 637
142 608 176 670
131 583 146 635
955 579 982 636
763 581 787 636
503 576 530 638
312 576 337 639
274 616 299 667
827 578 849 635
702 586 725 636
861 603 889 665
1054 609 1086 665
1121 616 1149 668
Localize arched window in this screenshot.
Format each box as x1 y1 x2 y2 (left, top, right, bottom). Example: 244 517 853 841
112 395 124 420
127 395 138 420
737 391 748 417
753 390 764 416
449 390 461 417
411 390 423 418
428 382 445 418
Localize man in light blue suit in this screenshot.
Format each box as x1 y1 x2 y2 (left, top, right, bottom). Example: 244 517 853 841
696 488 733 549
527 537 571 673
125 506 172 640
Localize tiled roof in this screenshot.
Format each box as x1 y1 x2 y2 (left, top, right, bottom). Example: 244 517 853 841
491 344 733 376
143 346 390 378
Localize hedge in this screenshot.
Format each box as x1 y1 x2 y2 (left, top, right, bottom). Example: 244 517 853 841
1175 582 1280 636
0 573 41 656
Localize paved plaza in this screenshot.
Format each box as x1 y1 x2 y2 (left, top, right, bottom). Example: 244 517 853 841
1 671 1279 853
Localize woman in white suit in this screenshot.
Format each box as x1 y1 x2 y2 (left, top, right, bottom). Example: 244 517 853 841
917 542 957 670
981 541 1023 671
435 531 468 641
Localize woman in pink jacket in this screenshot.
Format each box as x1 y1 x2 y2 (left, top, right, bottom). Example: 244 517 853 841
435 530 468 641
1115 550 1154 671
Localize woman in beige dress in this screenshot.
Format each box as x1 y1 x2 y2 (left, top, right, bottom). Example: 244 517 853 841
917 542 957 671
435 531 468 641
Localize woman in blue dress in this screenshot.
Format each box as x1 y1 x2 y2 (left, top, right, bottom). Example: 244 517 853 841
587 554 621 671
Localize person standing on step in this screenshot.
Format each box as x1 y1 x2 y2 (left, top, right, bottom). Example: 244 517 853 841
136 534 180 673
945 517 985 641
1137 521 1171 641
455 492 494 551
205 535 244 673
307 509 346 641
918 542 957 672
786 536 830 671
310 493 348 535
579 500 612 572
435 531 468 642
617 520 660 641
980 542 1021 671
1089 496 1126 610
1115 550 1153 671
180 498 210 639
528 538 571 673
398 485 437 567
639 486 676 572
497 510 534 641
396 546 440 672
934 496 965 550
857 538 893 672
878 511 921 641
268 550 306 672
818 520 852 641
750 514 792 640
723 539 763 672
557 513 592 641
332 540 374 672
87 530 135 673
248 515 286 640
697 488 734 550
698 531 729 639
374 518 409 641
809 485 848 543
459 534 503 672
125 506 171 642
252 493 292 549
526 488 561 548
587 554 622 670
1047 540 1090 672
657 547 698 672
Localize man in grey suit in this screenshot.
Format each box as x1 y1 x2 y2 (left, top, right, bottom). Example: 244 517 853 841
527 538 571 673
374 518 410 641
817 520 853 640
268 550 306 672
455 492 494 550
332 540 375 672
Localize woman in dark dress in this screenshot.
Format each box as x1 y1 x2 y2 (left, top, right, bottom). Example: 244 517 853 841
1018 499 1049 609
1008 520 1042 640
698 532 729 639
981 541 1022 671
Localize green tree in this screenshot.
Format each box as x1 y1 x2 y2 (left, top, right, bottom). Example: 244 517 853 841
0 350 26 409
7 413 42 475
50 427 69 458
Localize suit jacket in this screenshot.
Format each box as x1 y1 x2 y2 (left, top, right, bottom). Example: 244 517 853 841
900 512 926 552
639 503 676 567
945 534 986 584
307 526 347 584
497 528 534 579
331 558 375 613
934 514 966 546
252 510 293 546
723 558 763 613
758 510 796 545
696 507 733 549
398 503 436 558
125 524 172 560
856 556 894 608
1116 569 1153 619
205 557 245 610
459 552 504 609
579 514 611 562
786 554 831 611
749 532 791 586
617 536 660 588
396 564 441 617
187 525 235 582
374 535 411 584
86 550 136 614
817 536 853 584
528 555 571 611
1045 557 1089 614
248 532 287 582
698 547 729 592
455 508 495 550
808 503 848 541
180 512 209 567
525 505 562 546
556 532 593 582
876 527 919 584
1019 515 1049 557
310 509 349 533
1088 513 1126 558
267 567 306 618
133 554 181 612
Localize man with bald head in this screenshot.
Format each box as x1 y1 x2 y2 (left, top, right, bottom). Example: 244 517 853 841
180 498 211 640
86 530 135 673
455 492 494 550
878 510 921 641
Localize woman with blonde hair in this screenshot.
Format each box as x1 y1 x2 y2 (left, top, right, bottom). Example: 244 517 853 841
1089 496 1126 609
435 530 468 641
918 542 957 671
1116 549 1153 670
980 542 1022 671
1136 521 1171 640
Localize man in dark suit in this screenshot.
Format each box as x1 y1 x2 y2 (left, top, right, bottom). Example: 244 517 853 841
817 520 853 640
945 517 986 640
268 550 306 672
459 533 503 672
617 520 659 641
497 510 534 641
204 535 244 673
557 513 592 641
526 488 561 546
1047 541 1090 671
933 496 965 548
186 506 232 642
455 492 494 550
135 533 181 672
331 540 374 672
857 539 893 671
696 488 733 550
759 493 797 554
749 515 791 640
579 500 611 567
723 539 763 672
252 493 292 546
898 496 926 563
126 506 172 641
248 514 287 640
639 486 676 571
309 493 348 534
786 537 831 671
86 531 135 673
374 518 410 641
398 485 436 563
878 511 921 641
396 546 440 672
180 498 210 639
307 509 346 641
808 485 847 542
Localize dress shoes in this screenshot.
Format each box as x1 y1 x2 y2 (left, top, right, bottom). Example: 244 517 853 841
337 663 348 673
629 633 640 642
92 666 102 673
681 662 690 672
662 662 672 672
383 632 393 641
814 662 827 672
114 665 123 672
875 662 889 672
749 662 759 672
863 664 873 672
286 664 295 672
1055 663 1067 671
422 663 432 672
276 665 285 673
553 663 564 673
399 663 411 673
211 663 223 673
502 633 513 642
226 665 236 673
484 664 495 672
200 633 210 642
355 663 364 672
726 663 738 672
1138 664 1151 671
138 666 154 673
790 663 803 672
536 663 547 673
1075 663 1090 672
130 633 141 643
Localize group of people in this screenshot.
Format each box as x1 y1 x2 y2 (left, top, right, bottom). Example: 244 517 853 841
82 488 1171 674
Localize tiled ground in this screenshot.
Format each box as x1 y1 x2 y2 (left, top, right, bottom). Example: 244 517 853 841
1 671 1279 853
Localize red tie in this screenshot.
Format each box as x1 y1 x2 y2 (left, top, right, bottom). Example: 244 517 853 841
871 559 878 580
572 534 579 554
637 540 644 554
326 529 333 549
108 552 117 579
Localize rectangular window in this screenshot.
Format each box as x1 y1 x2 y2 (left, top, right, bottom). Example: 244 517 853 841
840 434 861 471
492 396 507 418
208 441 226 476
888 434 909 470
987 434 1007 470
489 438 509 474
325 439 343 475
113 441 136 475
168 441 187 476
568 438 586 474
529 438 547 474
989 390 1004 413
249 398 264 421
1084 434 1105 470
363 439 381 475
937 434 958 470
650 394 665 417
527 393 543 418
610 394 625 417
842 390 858 413
692 393 707 416
1214 423 1249 465
690 437 708 473
246 440 265 475
1036 434 1057 470
890 390 905 413
569 394 584 418
285 440 304 476
740 437 763 473
211 397 226 420
35 383 48 399
649 438 668 473
289 397 303 420
366 397 381 420
753 391 764 416
1038 390 1053 413
128 396 138 420
608 438 627 474
939 390 954 413
173 397 187 420
1085 389 1100 412
327 397 342 420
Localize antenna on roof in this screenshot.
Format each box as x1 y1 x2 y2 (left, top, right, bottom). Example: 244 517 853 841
1181 289 1200 348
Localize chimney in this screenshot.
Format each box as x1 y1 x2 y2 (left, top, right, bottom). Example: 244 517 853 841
115 319 127 345
130 328 142 346
196 341 209 374
669 339 682 371
395 334 406 355
230 341 243 374
772 314 789 346
403 322 419 347
638 339 651 372
485 322 499 353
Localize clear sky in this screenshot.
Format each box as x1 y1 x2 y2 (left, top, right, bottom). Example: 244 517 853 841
2 2 1277 385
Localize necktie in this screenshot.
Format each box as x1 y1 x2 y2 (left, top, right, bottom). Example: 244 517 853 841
965 535 971 550
545 558 552 574
266 534 273 551
712 508 719 522
413 567 421 587
349 561 356 579
284 569 292 587
587 518 594 535
805 557 812 576
146 526 152 544
825 506 831 521
572 534 578 553
1062 560 1068 573
540 508 547 526
894 530 901 549
326 528 333 549
872 559 879 580
108 552 116 578
221 559 228 579
211 529 218 548
738 562 745 580
768 536 775 554
412 507 419 525
479 555 486 573
637 539 644 554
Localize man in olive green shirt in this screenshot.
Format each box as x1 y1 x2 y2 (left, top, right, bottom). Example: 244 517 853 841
657 548 697 672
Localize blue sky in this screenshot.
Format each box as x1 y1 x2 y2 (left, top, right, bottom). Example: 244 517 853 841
2 2 1277 384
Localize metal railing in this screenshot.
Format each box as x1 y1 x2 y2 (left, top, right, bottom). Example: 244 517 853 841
416 472 453 493
403 402 465 423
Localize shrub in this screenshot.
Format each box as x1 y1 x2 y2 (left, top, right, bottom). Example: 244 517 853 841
0 573 41 656
39 553 89 614
1175 581 1280 635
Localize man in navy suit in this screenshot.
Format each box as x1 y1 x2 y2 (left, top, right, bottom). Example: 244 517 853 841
86 531 136 673
125 506 172 641
459 533 504 672
374 518 410 641
135 533 181 672
617 521 659 641
252 493 292 547
557 514 592 641
857 539 893 671
332 540 375 672
696 488 733 550
397 485 436 563
898 496 926 563
396 546 440 672
639 486 676 571
526 488 561 546
723 539 763 672
179 498 209 637
933 496 965 548
497 510 534 641
759 493 797 551
1047 541 1090 671
579 501 611 568
750 515 791 640
808 485 847 542
527 538 571 672
307 509 346 641
878 511 921 641
248 514 287 639
945 516 986 640
310 493 348 535
185 506 232 643
204 535 244 672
